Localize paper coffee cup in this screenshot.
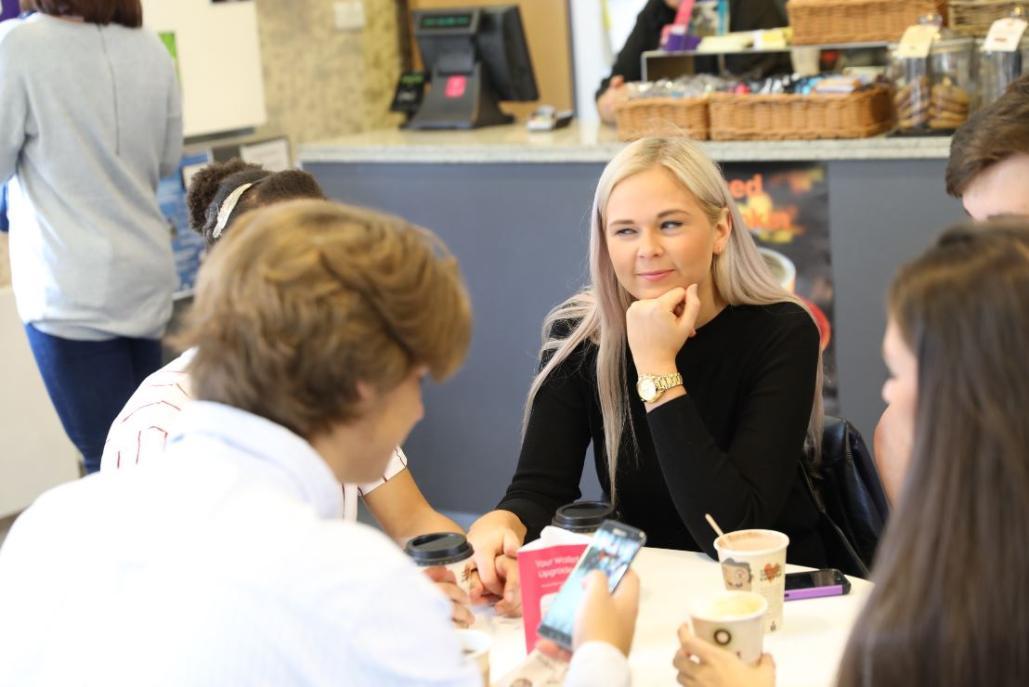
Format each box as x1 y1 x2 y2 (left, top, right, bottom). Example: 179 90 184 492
690 591 768 665
551 500 615 534
405 532 475 594
714 529 789 632
455 628 492 687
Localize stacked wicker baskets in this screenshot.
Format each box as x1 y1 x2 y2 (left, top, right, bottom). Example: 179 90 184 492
788 0 949 44
614 97 711 141
614 86 895 141
948 0 1027 35
707 86 895 140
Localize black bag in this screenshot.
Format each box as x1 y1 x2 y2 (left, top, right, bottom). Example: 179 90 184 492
801 417 890 578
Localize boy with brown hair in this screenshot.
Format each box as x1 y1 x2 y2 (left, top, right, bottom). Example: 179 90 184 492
945 74 1029 220
0 200 639 686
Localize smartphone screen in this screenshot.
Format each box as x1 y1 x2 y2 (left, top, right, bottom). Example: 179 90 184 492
536 520 646 649
784 568 851 600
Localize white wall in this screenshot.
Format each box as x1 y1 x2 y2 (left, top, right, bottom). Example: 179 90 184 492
0 289 78 517
141 0 267 137
571 0 648 122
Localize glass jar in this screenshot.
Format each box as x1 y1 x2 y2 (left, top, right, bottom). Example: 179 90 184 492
927 37 976 132
980 36 1029 107
889 52 931 134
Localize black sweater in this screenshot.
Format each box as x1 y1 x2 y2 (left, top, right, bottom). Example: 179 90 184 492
596 0 791 99
497 302 827 568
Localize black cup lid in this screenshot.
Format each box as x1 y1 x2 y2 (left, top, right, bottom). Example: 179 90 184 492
552 500 615 532
404 532 473 565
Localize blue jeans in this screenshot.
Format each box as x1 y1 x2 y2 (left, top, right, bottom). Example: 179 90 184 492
24 324 163 474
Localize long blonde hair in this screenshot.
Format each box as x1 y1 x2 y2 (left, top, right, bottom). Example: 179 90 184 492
523 137 823 502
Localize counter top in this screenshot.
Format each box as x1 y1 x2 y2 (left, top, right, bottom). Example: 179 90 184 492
298 121 952 165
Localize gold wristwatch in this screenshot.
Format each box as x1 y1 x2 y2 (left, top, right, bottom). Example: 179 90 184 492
636 372 684 403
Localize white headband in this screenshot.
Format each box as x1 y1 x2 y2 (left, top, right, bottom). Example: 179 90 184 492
212 182 256 239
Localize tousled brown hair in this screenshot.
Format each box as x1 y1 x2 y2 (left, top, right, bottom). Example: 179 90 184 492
21 0 142 27
837 220 1029 687
178 199 472 438
946 74 1029 197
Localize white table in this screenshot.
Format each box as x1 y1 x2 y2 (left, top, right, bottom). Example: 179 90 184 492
476 547 872 687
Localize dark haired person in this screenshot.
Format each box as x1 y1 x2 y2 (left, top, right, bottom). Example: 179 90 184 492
674 221 1029 687
0 200 639 686
100 160 328 474
874 73 1029 498
596 0 790 124
183 158 328 247
0 0 182 474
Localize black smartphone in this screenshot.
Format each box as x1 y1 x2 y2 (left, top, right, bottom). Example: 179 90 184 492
784 568 851 601
536 520 646 649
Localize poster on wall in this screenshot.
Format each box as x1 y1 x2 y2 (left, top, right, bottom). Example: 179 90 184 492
158 152 211 299
722 162 839 414
158 31 180 80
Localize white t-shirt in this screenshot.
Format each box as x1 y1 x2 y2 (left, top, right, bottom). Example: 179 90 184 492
101 349 407 521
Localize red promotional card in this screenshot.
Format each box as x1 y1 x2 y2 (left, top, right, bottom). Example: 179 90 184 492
517 527 591 652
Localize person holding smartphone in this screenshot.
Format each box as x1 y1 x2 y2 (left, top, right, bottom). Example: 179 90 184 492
468 137 828 614
0 200 641 686
674 221 1029 686
596 0 791 125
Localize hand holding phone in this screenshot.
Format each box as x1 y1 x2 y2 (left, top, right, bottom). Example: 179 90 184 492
536 520 646 649
784 568 851 601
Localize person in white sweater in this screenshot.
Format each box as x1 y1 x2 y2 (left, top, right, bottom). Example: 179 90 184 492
0 0 182 474
0 199 639 686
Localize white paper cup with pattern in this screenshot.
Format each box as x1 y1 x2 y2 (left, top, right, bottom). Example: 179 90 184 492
690 590 768 665
405 532 475 595
714 529 789 632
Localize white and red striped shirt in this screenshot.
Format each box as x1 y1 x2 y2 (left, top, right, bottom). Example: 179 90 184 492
100 349 408 521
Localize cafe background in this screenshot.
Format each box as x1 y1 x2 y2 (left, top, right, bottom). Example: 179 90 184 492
2 0 961 526
0 0 638 517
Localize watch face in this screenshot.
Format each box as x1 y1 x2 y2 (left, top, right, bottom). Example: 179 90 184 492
638 378 657 400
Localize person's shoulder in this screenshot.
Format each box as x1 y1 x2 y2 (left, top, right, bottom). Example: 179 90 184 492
733 301 819 344
307 519 412 574
546 316 584 342
108 24 176 66
290 520 444 619
0 16 38 57
541 316 597 368
8 472 115 544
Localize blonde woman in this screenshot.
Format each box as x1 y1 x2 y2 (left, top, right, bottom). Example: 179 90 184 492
468 137 826 611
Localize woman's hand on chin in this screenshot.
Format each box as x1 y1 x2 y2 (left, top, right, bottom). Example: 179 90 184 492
626 284 700 371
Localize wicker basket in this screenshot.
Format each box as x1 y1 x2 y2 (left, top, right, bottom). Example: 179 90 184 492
707 85 895 140
949 0 1027 36
788 0 948 45
614 97 710 141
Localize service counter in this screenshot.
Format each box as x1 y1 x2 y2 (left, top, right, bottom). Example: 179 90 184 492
299 123 963 517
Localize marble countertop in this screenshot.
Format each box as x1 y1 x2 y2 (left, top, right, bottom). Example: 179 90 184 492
299 121 952 165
